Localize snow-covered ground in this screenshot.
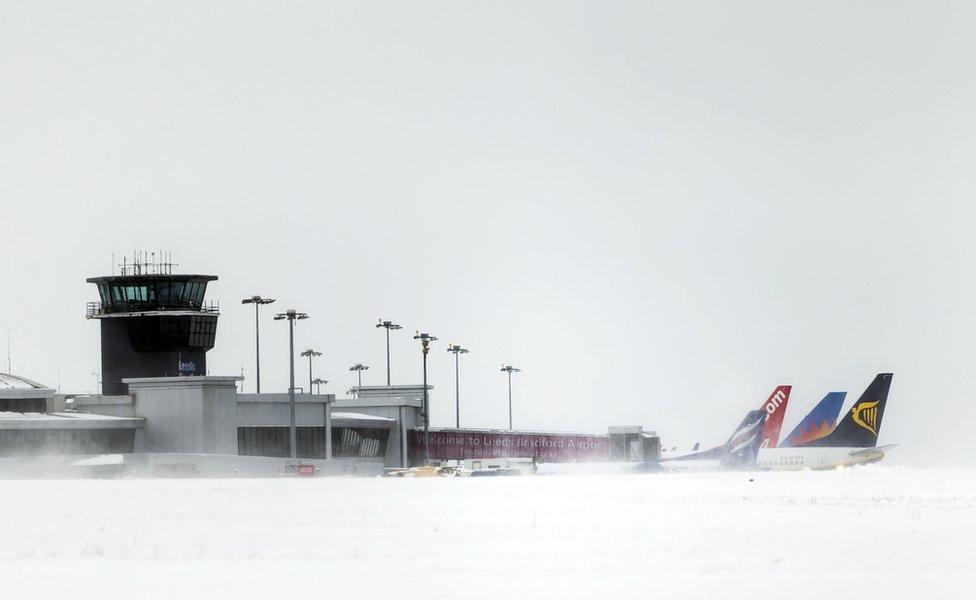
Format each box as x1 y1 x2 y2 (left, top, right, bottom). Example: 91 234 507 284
1 467 973 598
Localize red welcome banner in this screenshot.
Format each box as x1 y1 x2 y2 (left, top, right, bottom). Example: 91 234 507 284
409 429 609 463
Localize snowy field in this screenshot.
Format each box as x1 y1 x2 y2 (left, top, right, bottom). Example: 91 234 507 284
1 467 974 599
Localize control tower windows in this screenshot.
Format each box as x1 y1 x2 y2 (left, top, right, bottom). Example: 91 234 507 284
93 279 209 312
101 284 156 311
123 285 153 303
156 282 185 307
188 316 217 347
183 282 203 308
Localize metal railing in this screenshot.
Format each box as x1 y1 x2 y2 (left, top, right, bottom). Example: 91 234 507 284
86 301 221 318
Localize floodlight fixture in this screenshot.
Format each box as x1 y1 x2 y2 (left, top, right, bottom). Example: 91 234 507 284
413 331 438 464
500 364 522 430
447 345 469 428
301 349 323 397
241 295 276 392
349 363 370 387
274 309 310 458
376 319 402 385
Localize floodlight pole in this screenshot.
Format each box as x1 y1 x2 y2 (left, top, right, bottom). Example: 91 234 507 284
255 302 262 392
349 363 370 388
455 352 460 428
301 349 322 396
414 332 437 464
288 320 297 457
501 365 521 430
275 309 309 459
377 320 402 386
241 295 275 393
508 370 513 429
447 345 469 428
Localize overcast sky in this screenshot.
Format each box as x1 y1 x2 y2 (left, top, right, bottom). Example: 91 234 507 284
1 1 974 465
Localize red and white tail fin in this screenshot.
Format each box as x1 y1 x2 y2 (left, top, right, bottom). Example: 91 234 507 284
759 385 791 448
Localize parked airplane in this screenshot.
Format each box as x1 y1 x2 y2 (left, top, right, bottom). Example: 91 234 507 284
650 409 767 472
779 391 846 448
757 374 894 470
660 386 791 462
721 409 768 469
759 385 790 448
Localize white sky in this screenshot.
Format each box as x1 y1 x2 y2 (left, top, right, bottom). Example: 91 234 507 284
1 1 974 465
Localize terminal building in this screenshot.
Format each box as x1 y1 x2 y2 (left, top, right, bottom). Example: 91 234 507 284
0 372 143 457
0 259 657 476
71 378 417 467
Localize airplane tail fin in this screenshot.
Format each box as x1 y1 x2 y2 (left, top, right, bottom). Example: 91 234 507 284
759 385 791 448
803 374 892 448
721 409 767 468
780 392 846 448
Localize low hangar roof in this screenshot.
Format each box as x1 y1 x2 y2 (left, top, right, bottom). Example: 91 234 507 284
0 373 55 397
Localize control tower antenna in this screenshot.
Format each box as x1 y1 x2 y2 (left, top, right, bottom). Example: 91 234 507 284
117 251 179 277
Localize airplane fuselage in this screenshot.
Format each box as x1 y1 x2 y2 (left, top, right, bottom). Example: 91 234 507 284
757 446 889 470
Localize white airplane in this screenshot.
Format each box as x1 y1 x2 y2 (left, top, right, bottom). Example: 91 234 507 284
757 374 895 470
658 386 792 463
757 443 898 470
642 408 768 473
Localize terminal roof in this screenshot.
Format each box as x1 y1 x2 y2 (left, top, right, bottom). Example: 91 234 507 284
0 373 47 390
0 373 54 395
0 411 145 430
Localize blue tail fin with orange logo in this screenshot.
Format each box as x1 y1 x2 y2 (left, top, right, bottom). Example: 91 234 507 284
779 392 846 448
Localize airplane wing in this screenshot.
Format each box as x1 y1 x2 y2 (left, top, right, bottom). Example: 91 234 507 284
850 444 898 458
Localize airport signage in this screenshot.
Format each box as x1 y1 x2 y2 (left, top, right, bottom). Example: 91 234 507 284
284 463 317 477
409 429 609 463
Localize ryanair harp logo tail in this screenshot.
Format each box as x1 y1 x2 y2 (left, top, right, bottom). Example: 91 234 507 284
851 400 880 435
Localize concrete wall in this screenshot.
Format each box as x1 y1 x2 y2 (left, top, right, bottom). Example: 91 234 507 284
236 393 333 427
71 395 135 418
0 428 137 457
0 453 384 479
124 376 239 454
126 453 383 477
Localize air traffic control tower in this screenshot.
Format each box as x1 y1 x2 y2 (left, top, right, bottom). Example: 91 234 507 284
87 256 219 395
